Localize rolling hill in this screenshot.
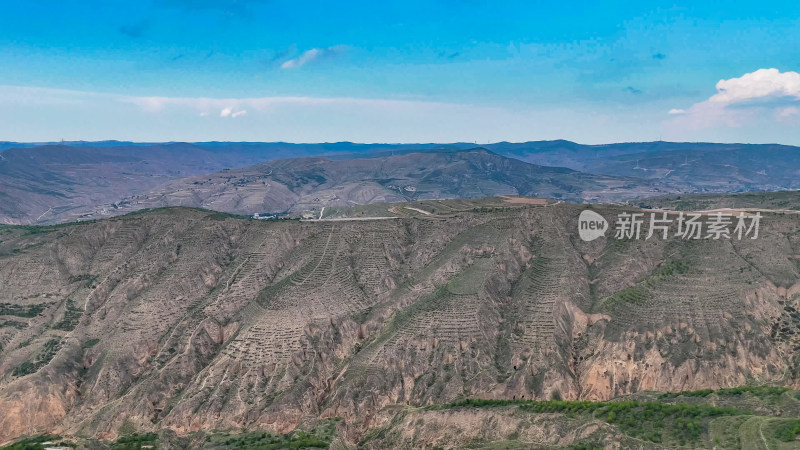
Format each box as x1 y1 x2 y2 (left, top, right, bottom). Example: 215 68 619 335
0 142 461 224
0 143 268 224
60 148 673 223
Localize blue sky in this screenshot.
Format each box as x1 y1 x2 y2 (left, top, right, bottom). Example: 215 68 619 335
1 0 799 144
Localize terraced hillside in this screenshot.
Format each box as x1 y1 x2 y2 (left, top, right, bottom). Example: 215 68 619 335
0 198 799 447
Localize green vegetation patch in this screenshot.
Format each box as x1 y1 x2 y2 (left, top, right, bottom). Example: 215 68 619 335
3 420 338 450
110 432 158 450
660 385 789 400
651 259 690 279
440 398 747 444
13 338 63 377
203 418 338 449
774 419 800 442
53 299 82 331
599 284 651 309
68 274 98 288
0 319 27 329
2 435 75 450
0 303 48 318
205 431 329 449
598 258 691 313
18 225 59 236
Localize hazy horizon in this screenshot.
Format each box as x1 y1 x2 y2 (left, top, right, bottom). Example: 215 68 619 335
2 138 799 147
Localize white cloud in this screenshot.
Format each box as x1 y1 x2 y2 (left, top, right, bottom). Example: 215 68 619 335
667 68 800 130
280 45 347 69
219 107 246 118
281 48 320 69
709 68 800 105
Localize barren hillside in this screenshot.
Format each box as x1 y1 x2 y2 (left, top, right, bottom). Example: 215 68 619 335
0 198 799 447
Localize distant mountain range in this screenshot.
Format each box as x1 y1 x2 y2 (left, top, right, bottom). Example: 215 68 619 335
1 140 799 224
83 148 665 221
487 140 800 192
